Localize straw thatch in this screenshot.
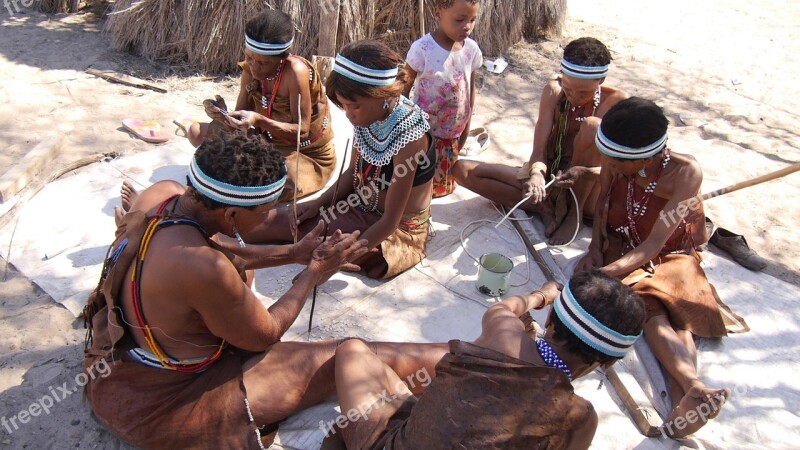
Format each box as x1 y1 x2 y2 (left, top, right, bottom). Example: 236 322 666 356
36 0 80 13
105 0 566 74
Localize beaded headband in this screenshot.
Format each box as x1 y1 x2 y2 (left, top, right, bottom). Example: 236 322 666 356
561 58 609 80
333 54 398 86
595 127 668 160
553 281 641 358
189 156 287 207
245 34 294 56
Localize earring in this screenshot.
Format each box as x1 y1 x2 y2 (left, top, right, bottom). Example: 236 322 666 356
638 168 647 177
232 224 246 248
383 99 389 109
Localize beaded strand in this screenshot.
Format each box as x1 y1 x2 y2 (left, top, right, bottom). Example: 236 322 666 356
536 339 573 381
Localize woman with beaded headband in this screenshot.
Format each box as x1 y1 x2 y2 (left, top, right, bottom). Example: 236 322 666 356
454 37 627 245
83 132 450 448
247 40 437 279
575 97 748 438
183 9 337 203
324 270 644 449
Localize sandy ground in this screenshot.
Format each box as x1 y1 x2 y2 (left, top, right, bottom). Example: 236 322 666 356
1 0 799 448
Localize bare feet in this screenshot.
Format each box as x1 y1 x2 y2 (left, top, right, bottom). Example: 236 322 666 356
548 216 579 246
120 180 139 213
661 385 730 438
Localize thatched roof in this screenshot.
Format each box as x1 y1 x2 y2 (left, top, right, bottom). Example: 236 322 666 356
103 0 565 74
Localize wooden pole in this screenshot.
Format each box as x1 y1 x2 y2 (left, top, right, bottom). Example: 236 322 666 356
418 0 425 38
318 0 341 57
694 162 800 204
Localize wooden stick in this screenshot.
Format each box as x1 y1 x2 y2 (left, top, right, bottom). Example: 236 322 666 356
308 139 351 340
418 0 425 38
293 94 302 245
86 69 168 94
686 162 800 207
507 207 660 437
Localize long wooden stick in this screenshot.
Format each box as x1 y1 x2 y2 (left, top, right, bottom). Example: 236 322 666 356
687 162 800 206
293 94 302 245
418 0 425 38
506 206 661 437
308 139 351 340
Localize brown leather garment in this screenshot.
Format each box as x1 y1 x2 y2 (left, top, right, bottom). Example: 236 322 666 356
372 340 593 450
83 210 263 449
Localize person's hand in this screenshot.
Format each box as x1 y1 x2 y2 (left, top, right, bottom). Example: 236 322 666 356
540 280 563 302
291 220 324 264
575 246 604 273
554 166 584 188
522 171 547 204
307 229 370 285
227 110 260 131
203 95 229 121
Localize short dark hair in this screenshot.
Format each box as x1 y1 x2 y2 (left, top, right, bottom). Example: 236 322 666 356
245 9 294 58
551 269 645 365
187 132 286 210
563 37 612 67
326 40 408 108
600 97 669 149
434 0 481 9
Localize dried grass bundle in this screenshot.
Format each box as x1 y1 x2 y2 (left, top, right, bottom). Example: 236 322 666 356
36 0 77 13
104 0 565 73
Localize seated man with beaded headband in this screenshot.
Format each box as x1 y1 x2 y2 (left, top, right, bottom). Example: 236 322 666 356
320 270 645 450
247 40 437 279
454 37 627 245
183 9 337 203
575 97 749 438
83 132 449 448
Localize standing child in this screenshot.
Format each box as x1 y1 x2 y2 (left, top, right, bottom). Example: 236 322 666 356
404 0 483 197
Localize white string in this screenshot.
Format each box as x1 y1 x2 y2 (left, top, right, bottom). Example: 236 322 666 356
109 306 224 350
458 175 583 289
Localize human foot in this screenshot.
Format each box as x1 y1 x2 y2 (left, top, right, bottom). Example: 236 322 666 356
120 180 139 212
661 385 730 438
548 217 579 246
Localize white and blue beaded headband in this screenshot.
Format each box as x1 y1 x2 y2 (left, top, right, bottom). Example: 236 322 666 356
553 281 641 358
595 127 668 160
561 58 609 80
245 34 294 56
189 157 287 207
333 54 398 86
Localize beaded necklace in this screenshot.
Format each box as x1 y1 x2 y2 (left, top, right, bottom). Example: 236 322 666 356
551 87 601 174
261 58 287 113
616 149 672 246
353 96 430 167
130 196 226 373
352 152 382 212
536 339 573 381
570 87 601 122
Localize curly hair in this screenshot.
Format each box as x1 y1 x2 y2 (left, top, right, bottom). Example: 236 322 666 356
245 9 294 58
186 132 286 210
326 40 408 108
551 269 645 365
600 97 669 149
434 0 481 9
563 37 612 68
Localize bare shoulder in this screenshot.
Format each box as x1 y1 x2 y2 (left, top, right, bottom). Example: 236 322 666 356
542 78 562 101
597 85 628 116
163 231 243 298
129 181 185 214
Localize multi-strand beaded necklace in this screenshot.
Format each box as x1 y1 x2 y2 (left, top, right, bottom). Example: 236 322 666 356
615 149 672 246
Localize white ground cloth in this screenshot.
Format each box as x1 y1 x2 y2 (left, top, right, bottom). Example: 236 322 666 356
0 107 797 449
